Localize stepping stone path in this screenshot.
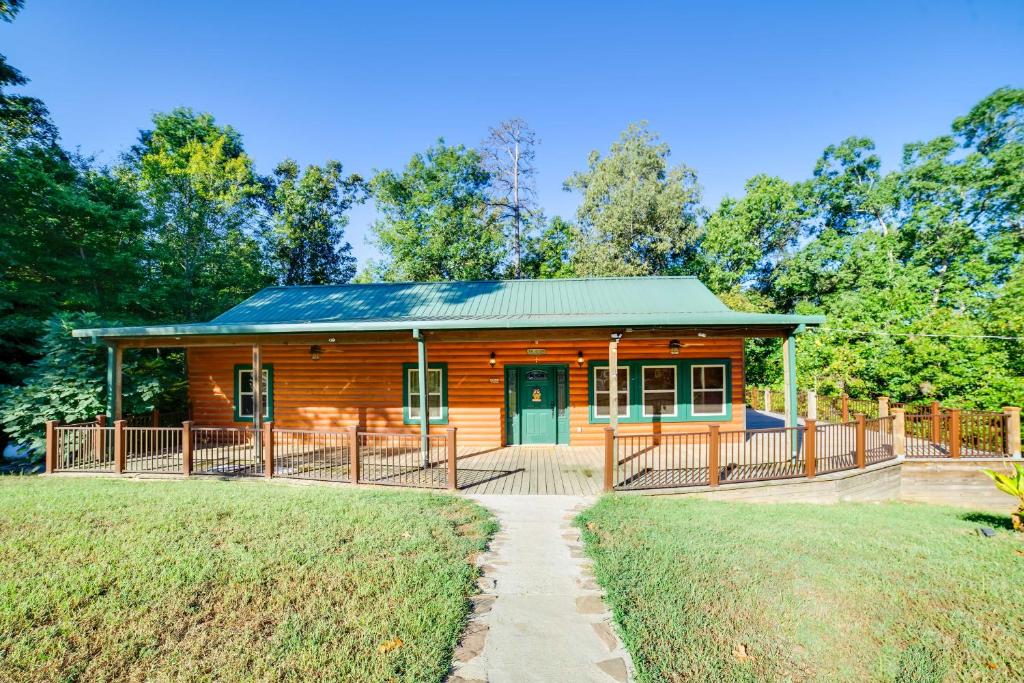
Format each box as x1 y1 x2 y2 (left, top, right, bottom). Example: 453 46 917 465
448 495 632 683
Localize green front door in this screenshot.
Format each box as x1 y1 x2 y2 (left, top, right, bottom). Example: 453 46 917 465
506 365 568 445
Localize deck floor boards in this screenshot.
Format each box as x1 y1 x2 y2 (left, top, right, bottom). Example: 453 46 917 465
455 445 602 495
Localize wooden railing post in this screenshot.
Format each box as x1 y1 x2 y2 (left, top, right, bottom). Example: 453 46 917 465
349 425 361 484
113 419 126 474
892 408 906 457
446 427 458 490
841 394 850 422
95 414 107 465
1003 407 1021 458
45 420 59 473
948 409 961 459
708 425 720 487
855 413 866 469
182 421 193 477
930 400 941 444
804 419 816 479
878 396 890 419
151 408 160 428
263 421 274 478
807 390 817 420
603 427 615 492
763 388 771 413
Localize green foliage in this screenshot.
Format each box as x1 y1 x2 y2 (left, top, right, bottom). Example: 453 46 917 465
0 313 185 456
0 145 148 384
368 140 505 281
982 463 1024 529
565 122 702 276
521 215 578 279
704 87 1024 406
121 107 273 321
269 158 365 285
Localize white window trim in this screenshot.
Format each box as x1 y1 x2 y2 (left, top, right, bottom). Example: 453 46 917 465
691 363 728 417
237 368 270 419
593 366 630 418
407 367 443 421
642 364 678 417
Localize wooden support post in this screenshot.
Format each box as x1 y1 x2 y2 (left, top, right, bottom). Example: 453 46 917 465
855 413 866 468
113 419 126 474
708 424 720 487
252 344 263 463
182 421 193 477
807 390 817 420
107 343 122 421
446 427 458 490
804 419 816 479
841 394 850 422
878 396 889 419
603 427 614 492
948 408 961 458
95 414 107 465
151 408 160 428
415 331 429 466
263 421 274 478
1003 407 1021 458
764 387 771 412
930 400 941 444
348 425 361 484
45 420 59 473
892 408 906 457
608 335 620 435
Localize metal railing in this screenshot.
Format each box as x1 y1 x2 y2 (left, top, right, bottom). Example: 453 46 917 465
613 431 710 490
719 427 805 483
273 428 350 482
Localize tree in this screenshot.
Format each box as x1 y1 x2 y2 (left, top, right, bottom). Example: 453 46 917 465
269 159 365 285
521 216 577 279
698 175 804 295
564 122 702 275
0 313 185 457
481 118 538 278
0 146 148 384
368 140 505 281
0 2 57 149
809 137 897 237
122 108 274 322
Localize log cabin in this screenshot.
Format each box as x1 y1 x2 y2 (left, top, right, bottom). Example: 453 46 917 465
72 277 823 451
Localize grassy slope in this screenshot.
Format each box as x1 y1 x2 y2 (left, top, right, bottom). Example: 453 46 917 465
0 477 496 683
577 497 1023 683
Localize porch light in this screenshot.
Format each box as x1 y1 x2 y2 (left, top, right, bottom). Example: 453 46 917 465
489 351 496 368
697 332 707 338
668 339 681 355
577 350 584 366
310 345 322 361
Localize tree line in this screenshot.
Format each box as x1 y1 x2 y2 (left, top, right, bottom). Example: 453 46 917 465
1 1 1022 453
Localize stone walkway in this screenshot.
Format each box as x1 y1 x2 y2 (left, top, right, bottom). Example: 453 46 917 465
449 495 632 683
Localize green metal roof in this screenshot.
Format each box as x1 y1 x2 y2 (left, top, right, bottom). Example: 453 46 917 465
72 277 824 339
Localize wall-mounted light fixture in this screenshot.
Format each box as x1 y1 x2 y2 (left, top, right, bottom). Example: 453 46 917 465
489 351 496 368
577 350 585 366
310 345 322 361
668 339 681 355
327 337 336 343
697 332 707 338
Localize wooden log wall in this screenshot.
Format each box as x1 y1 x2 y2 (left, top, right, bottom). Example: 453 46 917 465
188 336 746 448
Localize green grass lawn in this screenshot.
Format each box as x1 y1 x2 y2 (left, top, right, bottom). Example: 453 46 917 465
577 497 1023 683
0 477 495 682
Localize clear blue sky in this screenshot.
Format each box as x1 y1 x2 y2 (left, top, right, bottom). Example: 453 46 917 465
3 0 1023 267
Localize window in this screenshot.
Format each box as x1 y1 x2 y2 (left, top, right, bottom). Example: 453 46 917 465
234 364 273 422
403 363 448 424
691 364 727 416
593 366 629 418
643 365 677 417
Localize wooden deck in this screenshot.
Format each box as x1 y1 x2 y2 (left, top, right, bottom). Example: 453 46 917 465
455 446 604 495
